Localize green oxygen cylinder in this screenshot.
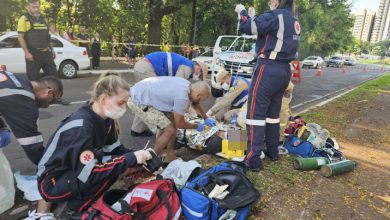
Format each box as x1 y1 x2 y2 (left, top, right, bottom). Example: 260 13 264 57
293 157 331 170
320 160 357 177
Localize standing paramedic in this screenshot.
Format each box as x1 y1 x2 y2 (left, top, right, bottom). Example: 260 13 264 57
235 0 300 171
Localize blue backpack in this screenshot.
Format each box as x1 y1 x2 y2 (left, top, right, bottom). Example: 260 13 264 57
180 161 260 220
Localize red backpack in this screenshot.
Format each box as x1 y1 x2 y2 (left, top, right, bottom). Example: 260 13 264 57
82 179 182 220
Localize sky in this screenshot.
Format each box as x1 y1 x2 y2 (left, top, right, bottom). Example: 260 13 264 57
351 0 380 12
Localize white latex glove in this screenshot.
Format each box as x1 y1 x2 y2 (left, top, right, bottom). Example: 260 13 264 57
235 4 245 13
134 150 152 165
206 110 213 117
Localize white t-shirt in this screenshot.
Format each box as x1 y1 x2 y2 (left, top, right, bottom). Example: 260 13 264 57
130 76 191 115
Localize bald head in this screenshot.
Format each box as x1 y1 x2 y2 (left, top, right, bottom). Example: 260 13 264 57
189 81 211 104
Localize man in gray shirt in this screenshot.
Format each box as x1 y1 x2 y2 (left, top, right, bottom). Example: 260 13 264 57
128 77 215 162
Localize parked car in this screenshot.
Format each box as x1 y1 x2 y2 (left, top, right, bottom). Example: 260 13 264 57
209 35 257 97
301 56 325 69
0 31 90 78
191 49 215 72
326 56 345 68
344 57 356 66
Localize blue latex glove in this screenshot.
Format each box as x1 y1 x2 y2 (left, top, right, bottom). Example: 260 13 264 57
197 123 205 132
204 118 216 127
0 129 11 148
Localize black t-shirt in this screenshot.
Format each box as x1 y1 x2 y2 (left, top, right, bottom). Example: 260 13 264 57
78 33 89 48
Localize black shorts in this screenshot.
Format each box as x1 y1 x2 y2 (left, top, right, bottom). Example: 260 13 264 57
128 50 136 58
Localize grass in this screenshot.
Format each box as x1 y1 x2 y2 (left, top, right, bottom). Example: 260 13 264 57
301 73 390 141
359 59 390 67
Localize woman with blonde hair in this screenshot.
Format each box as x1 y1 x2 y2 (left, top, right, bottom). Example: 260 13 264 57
35 72 152 219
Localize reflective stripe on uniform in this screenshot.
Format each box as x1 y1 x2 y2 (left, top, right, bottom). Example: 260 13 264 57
0 88 35 100
17 135 43 146
167 52 173 76
251 17 258 35
37 119 84 176
102 140 121 153
77 159 97 183
266 118 280 124
269 14 285 60
246 119 266 126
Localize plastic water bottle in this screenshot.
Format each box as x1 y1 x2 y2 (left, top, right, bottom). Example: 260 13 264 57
231 114 237 129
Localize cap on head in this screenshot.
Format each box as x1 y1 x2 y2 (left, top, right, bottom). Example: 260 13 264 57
215 70 229 85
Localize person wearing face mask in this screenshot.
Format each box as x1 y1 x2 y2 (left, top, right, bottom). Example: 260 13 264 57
35 73 152 219
235 0 300 171
206 70 250 121
128 77 214 163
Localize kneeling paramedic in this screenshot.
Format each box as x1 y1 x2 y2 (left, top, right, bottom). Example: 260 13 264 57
0 70 63 219
37 73 153 218
236 0 300 171
127 77 215 163
131 51 208 136
206 70 250 121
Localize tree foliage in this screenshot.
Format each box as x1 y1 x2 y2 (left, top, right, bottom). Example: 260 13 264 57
1 0 358 57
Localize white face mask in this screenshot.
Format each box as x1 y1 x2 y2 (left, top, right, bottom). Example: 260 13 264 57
221 82 230 91
105 105 126 119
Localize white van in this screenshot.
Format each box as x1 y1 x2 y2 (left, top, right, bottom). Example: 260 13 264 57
210 35 256 97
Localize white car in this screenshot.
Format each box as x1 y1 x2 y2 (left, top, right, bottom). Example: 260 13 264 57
0 31 90 78
301 56 325 69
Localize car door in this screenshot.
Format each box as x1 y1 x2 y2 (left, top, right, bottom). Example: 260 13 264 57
51 36 65 69
0 35 26 73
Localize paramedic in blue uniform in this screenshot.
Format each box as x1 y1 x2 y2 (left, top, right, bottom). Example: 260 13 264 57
131 51 212 136
206 70 250 122
36 73 153 219
235 0 300 171
0 70 63 220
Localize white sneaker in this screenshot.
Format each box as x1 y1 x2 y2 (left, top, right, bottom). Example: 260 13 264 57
24 210 56 220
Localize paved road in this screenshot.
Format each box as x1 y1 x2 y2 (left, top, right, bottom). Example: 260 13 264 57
3 64 388 175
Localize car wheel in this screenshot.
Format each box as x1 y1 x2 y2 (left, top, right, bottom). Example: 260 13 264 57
59 61 78 79
211 87 223 98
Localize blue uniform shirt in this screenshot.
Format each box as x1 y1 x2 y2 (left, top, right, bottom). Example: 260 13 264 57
145 52 194 77
239 7 300 62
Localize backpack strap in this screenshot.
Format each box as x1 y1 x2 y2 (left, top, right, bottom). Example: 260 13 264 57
119 200 146 220
156 188 172 220
85 208 103 220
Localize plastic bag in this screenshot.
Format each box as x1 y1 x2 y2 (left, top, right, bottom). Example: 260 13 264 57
14 171 42 201
0 149 15 214
161 159 201 188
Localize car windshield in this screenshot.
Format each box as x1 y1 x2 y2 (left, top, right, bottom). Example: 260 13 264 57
200 50 213 57
228 38 257 53
331 56 342 60
306 56 318 60
0 32 5 37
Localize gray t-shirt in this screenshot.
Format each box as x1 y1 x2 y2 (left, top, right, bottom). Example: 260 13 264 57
130 76 191 115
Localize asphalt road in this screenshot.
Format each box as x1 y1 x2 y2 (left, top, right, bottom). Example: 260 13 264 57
3 64 388 175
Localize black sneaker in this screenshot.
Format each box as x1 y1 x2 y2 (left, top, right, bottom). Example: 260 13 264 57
264 151 279 161
60 206 81 220
55 98 71 105
249 163 264 172
131 130 154 137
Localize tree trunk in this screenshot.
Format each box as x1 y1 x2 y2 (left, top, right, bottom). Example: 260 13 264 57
0 15 6 32
147 13 163 53
189 0 197 45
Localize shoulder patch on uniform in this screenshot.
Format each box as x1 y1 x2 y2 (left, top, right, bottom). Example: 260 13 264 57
294 21 301 35
0 73 8 82
80 150 95 165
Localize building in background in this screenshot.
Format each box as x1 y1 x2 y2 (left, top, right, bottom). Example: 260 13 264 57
352 9 376 42
371 0 390 43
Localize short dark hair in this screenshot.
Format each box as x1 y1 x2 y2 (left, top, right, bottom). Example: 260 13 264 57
26 0 40 4
39 76 64 98
278 0 296 16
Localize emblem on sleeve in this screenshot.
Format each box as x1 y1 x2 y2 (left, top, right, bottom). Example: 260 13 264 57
80 150 95 165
